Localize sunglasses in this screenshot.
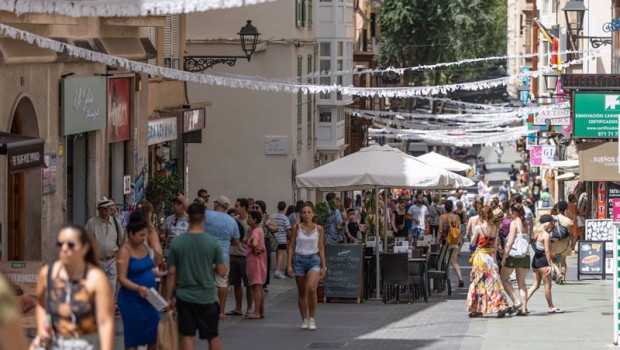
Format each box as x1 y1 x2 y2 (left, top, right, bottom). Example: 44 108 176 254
57 241 77 250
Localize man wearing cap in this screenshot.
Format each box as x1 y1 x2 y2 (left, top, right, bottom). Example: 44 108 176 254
85 197 124 293
161 197 189 245
204 195 241 320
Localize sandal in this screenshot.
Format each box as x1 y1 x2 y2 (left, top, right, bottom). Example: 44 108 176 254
225 310 243 317
244 314 262 320
516 310 528 316
555 275 564 285
497 309 507 319
548 308 564 314
508 303 523 315
468 312 483 318
458 280 464 288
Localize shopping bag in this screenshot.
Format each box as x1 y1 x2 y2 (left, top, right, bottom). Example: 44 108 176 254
157 311 179 350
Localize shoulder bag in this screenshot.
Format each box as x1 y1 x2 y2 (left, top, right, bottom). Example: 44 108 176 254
509 224 529 258
550 216 570 240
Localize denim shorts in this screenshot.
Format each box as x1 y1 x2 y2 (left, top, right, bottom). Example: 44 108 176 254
292 253 321 276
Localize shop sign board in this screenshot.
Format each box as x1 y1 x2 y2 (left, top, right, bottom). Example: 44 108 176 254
183 108 206 133
529 145 555 166
573 92 620 138
561 74 620 91
108 77 132 143
608 183 620 220
578 142 619 181
614 224 620 344
533 108 570 126
0 261 43 328
147 117 178 145
61 76 107 136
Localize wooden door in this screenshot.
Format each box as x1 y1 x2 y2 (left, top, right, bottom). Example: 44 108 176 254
7 172 25 260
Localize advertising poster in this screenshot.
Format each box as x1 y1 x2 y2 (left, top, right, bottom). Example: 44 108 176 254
529 146 542 166
0 261 43 328
108 77 131 143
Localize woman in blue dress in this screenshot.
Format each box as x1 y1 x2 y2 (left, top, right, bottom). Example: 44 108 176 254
117 213 159 349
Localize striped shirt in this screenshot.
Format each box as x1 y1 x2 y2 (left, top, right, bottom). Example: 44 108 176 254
271 213 291 244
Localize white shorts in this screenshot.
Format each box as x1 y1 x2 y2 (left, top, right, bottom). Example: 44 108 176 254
214 262 230 288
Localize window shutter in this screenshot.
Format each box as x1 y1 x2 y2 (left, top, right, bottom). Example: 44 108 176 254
307 0 313 28
301 0 306 27
148 27 158 66
164 15 181 69
307 54 313 146
297 55 303 150
295 0 302 28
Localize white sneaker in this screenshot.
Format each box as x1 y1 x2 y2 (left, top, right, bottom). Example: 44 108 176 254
308 317 316 330
274 271 282 279
301 319 309 329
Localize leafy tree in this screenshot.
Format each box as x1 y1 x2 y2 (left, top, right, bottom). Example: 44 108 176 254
379 0 507 87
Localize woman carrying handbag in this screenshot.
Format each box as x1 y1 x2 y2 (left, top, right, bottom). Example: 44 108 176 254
33 225 114 350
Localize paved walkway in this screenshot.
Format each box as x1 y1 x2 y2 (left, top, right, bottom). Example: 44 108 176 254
113 147 614 349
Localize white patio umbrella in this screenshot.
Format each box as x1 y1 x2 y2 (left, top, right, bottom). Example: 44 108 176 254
295 144 474 299
417 151 471 173
296 145 474 191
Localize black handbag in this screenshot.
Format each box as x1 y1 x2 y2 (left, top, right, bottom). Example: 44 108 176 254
550 221 570 240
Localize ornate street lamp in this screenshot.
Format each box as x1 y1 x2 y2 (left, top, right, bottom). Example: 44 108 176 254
542 70 559 95
517 84 530 105
562 0 586 50
184 20 261 72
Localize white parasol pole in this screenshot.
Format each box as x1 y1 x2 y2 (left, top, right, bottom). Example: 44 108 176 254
375 186 381 300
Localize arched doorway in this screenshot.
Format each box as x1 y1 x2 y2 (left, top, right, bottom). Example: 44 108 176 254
7 97 41 261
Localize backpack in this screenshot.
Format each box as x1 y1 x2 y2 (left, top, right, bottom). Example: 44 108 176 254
446 215 460 245
509 223 529 258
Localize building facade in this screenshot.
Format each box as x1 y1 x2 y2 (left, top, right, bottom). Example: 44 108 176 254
185 0 317 210
0 14 183 262
314 0 354 162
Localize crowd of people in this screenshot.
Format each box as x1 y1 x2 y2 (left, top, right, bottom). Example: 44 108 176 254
0 166 590 349
14 190 329 350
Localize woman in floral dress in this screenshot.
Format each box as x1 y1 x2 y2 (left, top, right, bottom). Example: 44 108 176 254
467 206 509 318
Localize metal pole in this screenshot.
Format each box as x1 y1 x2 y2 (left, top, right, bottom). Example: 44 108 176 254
375 186 381 300
384 188 389 252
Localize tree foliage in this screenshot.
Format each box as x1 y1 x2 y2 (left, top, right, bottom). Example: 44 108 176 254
378 0 507 86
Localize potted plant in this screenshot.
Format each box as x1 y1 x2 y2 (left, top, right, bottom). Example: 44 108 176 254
145 173 183 216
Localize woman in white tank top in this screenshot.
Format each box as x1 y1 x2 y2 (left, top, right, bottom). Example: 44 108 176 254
286 203 326 331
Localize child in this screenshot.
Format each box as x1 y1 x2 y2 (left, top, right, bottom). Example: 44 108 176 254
346 209 360 243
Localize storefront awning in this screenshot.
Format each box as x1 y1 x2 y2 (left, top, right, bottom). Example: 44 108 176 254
0 38 57 64
94 37 157 60
0 132 45 173
556 172 576 180
549 159 579 172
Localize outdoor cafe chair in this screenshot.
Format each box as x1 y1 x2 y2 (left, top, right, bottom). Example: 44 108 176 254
428 247 455 296
408 252 429 303
380 253 411 304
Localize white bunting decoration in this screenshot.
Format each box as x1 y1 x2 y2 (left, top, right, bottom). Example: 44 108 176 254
0 23 605 98
0 0 277 17
346 102 569 121
301 49 593 80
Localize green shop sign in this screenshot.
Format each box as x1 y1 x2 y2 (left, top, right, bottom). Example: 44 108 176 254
574 92 620 138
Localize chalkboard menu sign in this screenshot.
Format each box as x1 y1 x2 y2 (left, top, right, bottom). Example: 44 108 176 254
324 244 363 302
578 240 606 280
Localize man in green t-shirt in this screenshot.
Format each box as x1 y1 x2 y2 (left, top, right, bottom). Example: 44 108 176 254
167 203 226 350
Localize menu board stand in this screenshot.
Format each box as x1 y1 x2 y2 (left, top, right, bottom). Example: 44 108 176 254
324 244 363 303
577 240 606 280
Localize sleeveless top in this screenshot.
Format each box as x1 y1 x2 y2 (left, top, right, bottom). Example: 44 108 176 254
48 265 97 338
295 224 319 255
475 225 496 248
